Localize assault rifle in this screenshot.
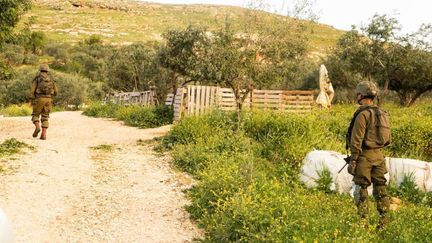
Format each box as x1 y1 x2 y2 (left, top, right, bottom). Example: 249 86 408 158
338 154 351 174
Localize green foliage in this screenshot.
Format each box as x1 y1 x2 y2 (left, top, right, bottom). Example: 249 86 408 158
0 138 32 157
242 110 345 179
23 53 39 64
82 102 120 118
51 71 89 108
326 14 432 106
107 43 157 91
159 26 210 85
115 105 173 128
389 173 427 205
397 173 424 204
90 144 114 152
163 103 432 241
1 44 25 64
0 104 31 116
83 103 173 128
16 18 47 54
0 0 32 44
315 167 334 193
381 205 432 242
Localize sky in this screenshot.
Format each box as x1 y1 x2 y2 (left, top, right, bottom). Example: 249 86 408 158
142 0 432 33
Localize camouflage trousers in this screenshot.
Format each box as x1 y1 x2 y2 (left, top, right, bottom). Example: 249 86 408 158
353 149 390 224
31 97 52 128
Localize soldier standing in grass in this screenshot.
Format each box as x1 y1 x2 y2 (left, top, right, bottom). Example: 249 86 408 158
346 81 391 229
29 64 58 140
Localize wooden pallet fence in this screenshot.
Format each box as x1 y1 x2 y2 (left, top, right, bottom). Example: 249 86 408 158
105 90 158 106
172 88 187 121
169 85 315 121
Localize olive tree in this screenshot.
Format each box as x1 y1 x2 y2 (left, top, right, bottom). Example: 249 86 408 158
0 0 31 45
326 14 432 106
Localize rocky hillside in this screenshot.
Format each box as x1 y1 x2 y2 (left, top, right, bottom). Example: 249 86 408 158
26 0 343 52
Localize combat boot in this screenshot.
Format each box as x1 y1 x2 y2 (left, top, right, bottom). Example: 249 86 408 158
40 128 47 140
33 121 41 138
377 214 388 230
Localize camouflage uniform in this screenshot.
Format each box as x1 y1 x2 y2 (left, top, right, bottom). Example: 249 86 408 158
30 65 58 139
348 81 390 228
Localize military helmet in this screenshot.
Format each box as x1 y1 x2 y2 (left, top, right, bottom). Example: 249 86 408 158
356 81 378 97
39 64 49 72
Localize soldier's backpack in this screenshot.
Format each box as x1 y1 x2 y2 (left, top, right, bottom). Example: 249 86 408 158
372 107 391 146
346 106 391 150
36 74 54 96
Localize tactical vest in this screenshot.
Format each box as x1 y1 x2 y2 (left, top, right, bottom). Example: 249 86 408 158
36 73 55 97
346 106 391 150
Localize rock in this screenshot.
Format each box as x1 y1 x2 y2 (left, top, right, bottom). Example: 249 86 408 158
389 197 403 211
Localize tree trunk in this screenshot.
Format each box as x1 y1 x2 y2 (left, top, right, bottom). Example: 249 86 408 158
407 90 429 107
234 86 242 131
378 78 390 107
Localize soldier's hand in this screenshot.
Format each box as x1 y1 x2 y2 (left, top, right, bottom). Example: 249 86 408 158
347 160 356 176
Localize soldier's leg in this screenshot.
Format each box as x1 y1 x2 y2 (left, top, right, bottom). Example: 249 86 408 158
31 98 44 124
40 98 52 128
40 98 52 140
31 99 43 137
372 161 390 229
353 156 372 226
353 185 369 219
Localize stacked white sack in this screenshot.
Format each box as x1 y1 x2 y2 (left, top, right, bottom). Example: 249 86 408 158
300 150 432 195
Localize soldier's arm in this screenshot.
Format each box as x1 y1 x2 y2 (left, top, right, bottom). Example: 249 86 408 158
53 80 59 96
29 79 37 99
350 111 369 161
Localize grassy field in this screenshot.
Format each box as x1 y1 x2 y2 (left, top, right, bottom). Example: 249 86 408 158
160 103 432 241
25 0 344 52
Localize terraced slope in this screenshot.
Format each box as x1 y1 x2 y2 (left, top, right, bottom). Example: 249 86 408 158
25 0 343 52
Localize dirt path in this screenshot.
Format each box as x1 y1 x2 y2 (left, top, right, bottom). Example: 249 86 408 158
0 112 200 242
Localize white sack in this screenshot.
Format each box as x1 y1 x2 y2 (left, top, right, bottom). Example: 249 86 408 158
386 157 432 192
300 150 353 193
0 207 14 243
301 150 432 196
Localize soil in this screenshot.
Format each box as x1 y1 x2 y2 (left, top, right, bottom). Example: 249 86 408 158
0 111 201 242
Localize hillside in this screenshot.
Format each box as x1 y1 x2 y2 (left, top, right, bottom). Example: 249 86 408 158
25 0 344 52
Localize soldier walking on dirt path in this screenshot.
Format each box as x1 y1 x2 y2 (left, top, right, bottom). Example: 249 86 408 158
346 81 391 230
29 64 58 140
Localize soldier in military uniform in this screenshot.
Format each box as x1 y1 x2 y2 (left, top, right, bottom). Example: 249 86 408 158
347 81 390 229
30 64 58 140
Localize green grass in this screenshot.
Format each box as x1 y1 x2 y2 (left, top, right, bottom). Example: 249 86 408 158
161 103 432 241
0 138 33 157
0 104 32 117
90 144 114 152
0 138 34 172
83 102 174 128
0 104 66 117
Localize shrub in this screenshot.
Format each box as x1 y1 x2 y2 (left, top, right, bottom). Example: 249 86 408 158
389 173 425 204
0 104 32 116
242 110 345 179
0 138 32 157
162 110 233 148
315 167 334 193
22 54 39 65
51 71 89 108
115 105 173 128
82 102 120 118
1 44 25 65
83 103 173 128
